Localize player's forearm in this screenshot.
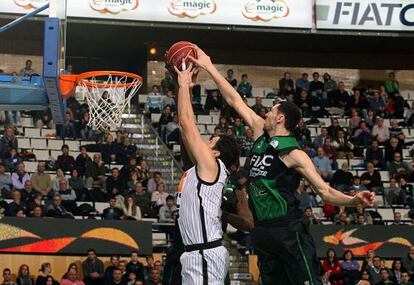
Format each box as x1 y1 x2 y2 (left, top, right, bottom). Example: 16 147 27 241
319 186 357 206
177 84 196 130
222 211 253 232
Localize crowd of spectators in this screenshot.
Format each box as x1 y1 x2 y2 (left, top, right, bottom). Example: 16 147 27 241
0 249 163 285
320 246 414 285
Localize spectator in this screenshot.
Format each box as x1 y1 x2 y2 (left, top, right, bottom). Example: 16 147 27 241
350 176 368 191
2 268 16 285
216 116 229 134
58 113 77 139
376 268 396 285
144 270 161 285
16 265 34 285
225 69 237 88
351 204 373 224
80 112 94 140
0 163 12 198
85 154 107 190
322 248 343 285
165 113 179 143
370 91 386 116
323 73 337 96
389 153 411 179
366 256 384 284
138 160 150 187
385 72 399 94
303 207 319 224
52 169 69 192
82 249 105 285
107 268 125 285
303 143 317 158
204 90 223 113
402 246 414 277
333 130 354 159
385 137 403 163
143 256 154 282
400 271 412 285
159 195 177 223
336 209 350 225
309 72 325 104
294 119 311 146
131 183 151 218
389 119 402 138
295 73 309 93
118 138 137 165
55 179 76 210
348 90 368 114
31 205 43 218
9 191 26 217
322 137 337 167
327 119 344 140
117 261 128 284
20 59 36 77
160 70 173 95
101 135 120 164
237 74 253 98
120 157 139 182
151 182 167 208
341 250 360 285
361 163 382 193
353 121 372 148
122 195 141 220
314 127 329 148
35 263 52 285
278 72 294 96
126 171 140 194
250 97 266 114
104 256 120 284
106 168 126 196
332 81 349 108
372 117 390 145
69 169 88 201
296 180 318 210
11 163 30 191
358 270 372 285
75 146 92 177
61 268 84 285
26 193 42 217
147 172 163 194
332 162 354 192
366 140 385 170
4 148 22 173
158 106 173 142
295 90 312 118
160 90 175 111
391 212 405 226
30 162 52 197
126 251 145 281
240 128 254 157
400 177 413 202
102 197 123 220
57 145 75 173
45 194 73 218
390 259 403 284
349 109 361 131
20 180 37 203
355 213 368 225
233 117 245 138
312 147 332 181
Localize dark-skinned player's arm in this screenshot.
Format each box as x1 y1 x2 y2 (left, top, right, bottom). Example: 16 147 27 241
222 188 254 232
189 46 264 140
174 62 219 183
283 149 376 207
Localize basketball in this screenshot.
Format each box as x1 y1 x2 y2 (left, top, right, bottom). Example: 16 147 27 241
166 41 197 71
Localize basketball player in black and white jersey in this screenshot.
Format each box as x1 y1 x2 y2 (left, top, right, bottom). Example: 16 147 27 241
172 62 240 285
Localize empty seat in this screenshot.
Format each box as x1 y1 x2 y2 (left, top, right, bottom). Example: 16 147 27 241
246 98 255 106
151 113 161 123
41 128 56 137
312 207 324 218
64 140 80 151
262 99 274 107
48 139 64 150
24 161 38 173
50 150 61 160
402 148 410 158
21 117 34 128
379 171 390 182
138 94 148 104
197 124 206 133
19 138 31 149
206 124 216 134
197 115 211 124
32 149 50 161
31 138 47 149
24 128 41 138
94 202 107 214
402 128 410 138
377 208 394 221
375 195 385 207
172 144 181 153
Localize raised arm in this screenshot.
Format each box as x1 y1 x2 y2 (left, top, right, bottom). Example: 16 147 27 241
174 63 219 183
189 47 264 140
283 149 375 207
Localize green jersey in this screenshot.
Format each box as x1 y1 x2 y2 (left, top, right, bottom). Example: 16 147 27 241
248 133 302 222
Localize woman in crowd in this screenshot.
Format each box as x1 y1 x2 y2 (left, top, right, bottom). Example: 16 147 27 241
322 248 343 285
126 171 140 193
17 264 34 285
4 148 22 173
122 195 142 220
390 259 404 284
62 263 78 279
36 263 53 285
341 250 360 285
52 169 68 192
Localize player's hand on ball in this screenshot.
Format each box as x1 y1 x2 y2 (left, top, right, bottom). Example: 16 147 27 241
173 60 198 88
188 45 212 71
353 190 375 207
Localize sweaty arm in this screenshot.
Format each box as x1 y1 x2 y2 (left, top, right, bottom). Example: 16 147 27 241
283 149 375 207
176 65 218 183
223 188 254 232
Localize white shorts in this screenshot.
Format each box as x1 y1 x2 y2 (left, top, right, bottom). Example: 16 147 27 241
180 245 229 285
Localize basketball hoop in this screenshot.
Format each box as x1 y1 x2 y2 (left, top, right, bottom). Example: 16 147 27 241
74 71 142 131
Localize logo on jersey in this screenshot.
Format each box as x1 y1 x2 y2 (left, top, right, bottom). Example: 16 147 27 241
14 0 48 9
249 154 274 177
242 0 289 22
89 0 139 14
168 0 217 18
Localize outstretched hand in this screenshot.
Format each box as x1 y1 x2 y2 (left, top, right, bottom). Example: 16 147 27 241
354 190 376 207
188 45 213 71
173 60 199 88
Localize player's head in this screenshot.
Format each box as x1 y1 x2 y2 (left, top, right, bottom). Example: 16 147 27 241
264 101 301 133
208 135 240 170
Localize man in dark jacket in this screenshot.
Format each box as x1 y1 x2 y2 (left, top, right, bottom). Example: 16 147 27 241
83 249 105 285
126 251 145 281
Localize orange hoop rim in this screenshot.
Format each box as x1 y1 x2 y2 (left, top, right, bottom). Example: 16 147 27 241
77 71 143 88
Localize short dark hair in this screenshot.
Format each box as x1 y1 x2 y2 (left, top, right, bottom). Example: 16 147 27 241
3 268 11 274
154 172 162 177
277 101 301 131
87 248 96 254
302 73 308 77
61 144 69 151
304 207 312 211
241 74 248 78
214 136 240 170
313 72 319 77
166 195 174 201
131 250 139 256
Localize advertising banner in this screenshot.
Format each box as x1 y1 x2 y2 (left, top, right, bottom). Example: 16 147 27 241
316 0 414 31
0 0 313 29
0 217 153 255
310 225 414 258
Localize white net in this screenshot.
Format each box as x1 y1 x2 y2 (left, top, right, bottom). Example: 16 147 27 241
78 73 142 131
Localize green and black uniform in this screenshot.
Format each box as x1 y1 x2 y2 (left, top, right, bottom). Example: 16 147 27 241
248 133 322 285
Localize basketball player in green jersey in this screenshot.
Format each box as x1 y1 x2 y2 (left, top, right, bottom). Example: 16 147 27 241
189 48 375 285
